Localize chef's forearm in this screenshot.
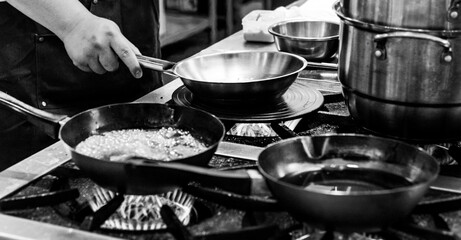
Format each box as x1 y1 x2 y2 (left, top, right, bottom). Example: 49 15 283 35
5 0 92 40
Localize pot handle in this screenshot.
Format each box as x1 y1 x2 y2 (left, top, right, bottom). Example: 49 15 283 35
0 90 67 139
373 32 453 63
136 54 176 72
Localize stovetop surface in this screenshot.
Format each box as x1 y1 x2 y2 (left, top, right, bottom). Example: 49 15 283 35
3 96 461 240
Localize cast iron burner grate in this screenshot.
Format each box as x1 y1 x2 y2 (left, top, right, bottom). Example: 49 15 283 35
88 187 194 231
172 79 324 123
237 201 461 240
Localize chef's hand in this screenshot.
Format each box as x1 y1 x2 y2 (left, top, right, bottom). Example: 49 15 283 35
61 14 143 78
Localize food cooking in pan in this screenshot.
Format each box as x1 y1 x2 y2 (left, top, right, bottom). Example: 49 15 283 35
76 127 208 162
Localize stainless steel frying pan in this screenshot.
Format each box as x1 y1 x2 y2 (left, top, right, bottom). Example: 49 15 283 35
137 51 307 101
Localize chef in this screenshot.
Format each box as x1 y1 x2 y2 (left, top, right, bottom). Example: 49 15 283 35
0 0 162 169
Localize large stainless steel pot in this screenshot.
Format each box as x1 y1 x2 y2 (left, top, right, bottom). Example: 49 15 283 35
340 0 461 30
343 86 461 142
334 3 461 141
336 3 460 104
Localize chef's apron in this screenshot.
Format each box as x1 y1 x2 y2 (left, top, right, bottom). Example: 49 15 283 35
0 0 162 170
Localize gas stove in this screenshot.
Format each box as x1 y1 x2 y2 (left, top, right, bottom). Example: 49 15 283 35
1 77 461 240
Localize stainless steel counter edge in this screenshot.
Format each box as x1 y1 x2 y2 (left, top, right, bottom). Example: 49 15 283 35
0 213 123 240
0 141 70 199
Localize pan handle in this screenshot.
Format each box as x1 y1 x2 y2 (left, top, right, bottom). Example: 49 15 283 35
125 160 271 196
136 54 176 72
183 182 281 211
0 90 67 139
305 61 338 70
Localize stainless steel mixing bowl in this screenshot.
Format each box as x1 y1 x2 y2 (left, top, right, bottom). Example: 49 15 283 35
173 51 307 101
269 20 339 61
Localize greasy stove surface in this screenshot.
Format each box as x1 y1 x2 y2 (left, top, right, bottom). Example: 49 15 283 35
3 99 461 240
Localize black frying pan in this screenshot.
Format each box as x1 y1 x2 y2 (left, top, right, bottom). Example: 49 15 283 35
0 91 225 194
123 134 439 232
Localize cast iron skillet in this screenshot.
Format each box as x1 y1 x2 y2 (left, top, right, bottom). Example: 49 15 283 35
124 134 439 232
0 91 225 194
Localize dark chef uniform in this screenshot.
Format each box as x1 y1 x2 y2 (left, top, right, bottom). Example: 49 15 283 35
0 0 163 170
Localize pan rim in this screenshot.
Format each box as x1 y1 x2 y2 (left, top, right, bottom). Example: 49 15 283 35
59 102 225 164
268 19 340 41
258 133 439 197
171 50 308 84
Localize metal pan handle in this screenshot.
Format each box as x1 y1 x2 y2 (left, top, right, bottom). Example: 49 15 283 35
0 91 67 138
373 32 453 63
305 61 338 70
183 182 281 211
136 54 176 72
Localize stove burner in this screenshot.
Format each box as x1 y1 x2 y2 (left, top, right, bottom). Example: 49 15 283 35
172 79 324 122
88 187 194 231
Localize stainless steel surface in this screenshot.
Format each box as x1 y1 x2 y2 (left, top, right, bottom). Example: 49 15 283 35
0 142 70 199
0 90 68 138
340 0 461 30
137 54 176 72
215 141 261 161
335 2 461 35
139 50 308 101
174 51 307 100
336 6 460 104
431 175 461 194
305 61 338 70
0 91 67 124
343 88 461 142
269 20 339 61
0 214 122 240
335 1 461 141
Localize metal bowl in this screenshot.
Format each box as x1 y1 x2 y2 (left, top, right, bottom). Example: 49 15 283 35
172 51 307 102
268 20 339 61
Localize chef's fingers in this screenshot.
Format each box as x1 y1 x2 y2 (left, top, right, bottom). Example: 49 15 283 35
110 35 143 79
99 49 120 72
126 40 142 55
88 58 107 75
74 63 92 73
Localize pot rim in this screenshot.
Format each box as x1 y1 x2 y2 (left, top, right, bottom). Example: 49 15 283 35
334 1 461 36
